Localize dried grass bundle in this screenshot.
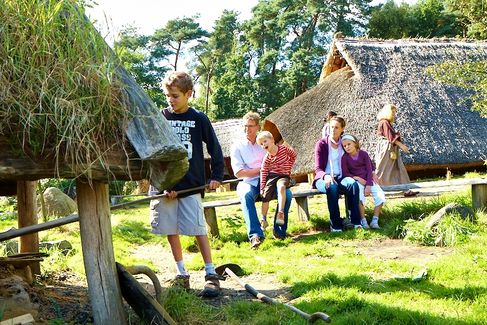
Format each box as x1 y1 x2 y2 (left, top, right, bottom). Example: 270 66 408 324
0 0 131 177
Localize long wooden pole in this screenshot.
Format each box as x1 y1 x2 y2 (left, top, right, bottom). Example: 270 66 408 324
17 180 40 275
77 180 126 325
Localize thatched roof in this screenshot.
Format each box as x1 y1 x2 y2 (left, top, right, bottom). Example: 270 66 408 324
0 1 187 191
264 37 487 176
205 119 244 159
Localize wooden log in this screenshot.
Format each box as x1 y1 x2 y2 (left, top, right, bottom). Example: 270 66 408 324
77 180 126 325
203 207 220 237
294 196 310 222
117 263 176 325
117 67 187 162
472 184 487 210
0 214 79 242
17 180 40 275
0 313 34 325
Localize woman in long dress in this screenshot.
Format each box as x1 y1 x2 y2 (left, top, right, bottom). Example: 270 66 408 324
375 104 416 196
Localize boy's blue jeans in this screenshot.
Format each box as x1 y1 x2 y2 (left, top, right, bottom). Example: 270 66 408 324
315 178 360 230
236 181 292 240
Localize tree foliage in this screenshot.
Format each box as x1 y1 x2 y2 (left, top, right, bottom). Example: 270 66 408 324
113 26 167 107
427 60 487 117
368 0 460 38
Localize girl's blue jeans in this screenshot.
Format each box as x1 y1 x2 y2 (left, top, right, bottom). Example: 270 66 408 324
315 177 360 230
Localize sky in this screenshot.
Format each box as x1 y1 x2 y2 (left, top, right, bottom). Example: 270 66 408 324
85 0 260 42
86 0 417 40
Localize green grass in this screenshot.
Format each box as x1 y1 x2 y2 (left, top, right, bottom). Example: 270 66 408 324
1 174 487 324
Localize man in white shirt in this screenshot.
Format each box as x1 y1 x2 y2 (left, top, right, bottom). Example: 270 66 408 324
230 112 292 248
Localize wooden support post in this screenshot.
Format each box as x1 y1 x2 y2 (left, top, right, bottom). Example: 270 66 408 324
17 180 40 275
77 180 127 325
472 184 487 210
203 207 220 237
294 197 310 222
307 173 314 185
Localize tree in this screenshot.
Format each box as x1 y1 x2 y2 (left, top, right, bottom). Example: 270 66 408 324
427 60 487 117
368 1 413 38
446 0 487 39
113 26 168 107
368 0 461 38
151 16 209 71
191 10 242 116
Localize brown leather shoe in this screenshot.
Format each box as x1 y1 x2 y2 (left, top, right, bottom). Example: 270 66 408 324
201 274 222 298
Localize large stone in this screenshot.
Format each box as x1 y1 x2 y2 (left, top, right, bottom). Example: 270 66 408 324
0 275 38 319
38 187 77 218
425 203 475 229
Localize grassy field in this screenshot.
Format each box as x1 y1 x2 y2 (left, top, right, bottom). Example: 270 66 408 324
1 174 487 324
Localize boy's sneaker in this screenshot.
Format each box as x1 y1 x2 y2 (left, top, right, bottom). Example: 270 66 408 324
370 217 380 229
360 218 370 229
330 228 342 233
260 218 269 230
168 274 190 290
276 211 285 225
201 274 222 298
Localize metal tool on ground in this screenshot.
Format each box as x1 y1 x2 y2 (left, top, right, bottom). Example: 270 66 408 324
218 266 331 323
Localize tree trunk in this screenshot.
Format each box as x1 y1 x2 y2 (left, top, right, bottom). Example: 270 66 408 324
77 180 127 325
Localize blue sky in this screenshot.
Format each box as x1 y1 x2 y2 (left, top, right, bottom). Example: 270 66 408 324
86 0 417 40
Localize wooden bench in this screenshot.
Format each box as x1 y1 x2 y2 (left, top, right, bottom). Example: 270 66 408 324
202 177 487 237
202 190 323 237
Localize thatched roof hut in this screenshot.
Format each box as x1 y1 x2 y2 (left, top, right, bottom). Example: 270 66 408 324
264 37 487 178
204 119 243 178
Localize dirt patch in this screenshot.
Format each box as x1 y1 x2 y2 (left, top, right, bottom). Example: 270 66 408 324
356 238 453 264
131 244 293 307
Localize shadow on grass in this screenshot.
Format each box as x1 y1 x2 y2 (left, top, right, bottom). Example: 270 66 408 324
295 295 478 325
292 272 487 302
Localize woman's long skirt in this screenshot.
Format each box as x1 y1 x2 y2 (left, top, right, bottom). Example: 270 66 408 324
374 139 410 186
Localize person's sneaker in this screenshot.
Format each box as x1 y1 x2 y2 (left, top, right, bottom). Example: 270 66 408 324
370 217 380 229
354 224 363 230
360 218 370 229
276 211 285 225
260 218 269 230
168 274 190 290
250 235 262 249
201 273 222 298
342 218 354 230
330 228 343 233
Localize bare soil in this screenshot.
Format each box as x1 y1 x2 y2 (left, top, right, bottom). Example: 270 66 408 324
3 238 452 324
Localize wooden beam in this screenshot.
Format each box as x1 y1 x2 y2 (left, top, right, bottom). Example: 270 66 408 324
472 184 487 210
17 180 40 275
294 197 310 222
77 180 126 325
203 207 220 237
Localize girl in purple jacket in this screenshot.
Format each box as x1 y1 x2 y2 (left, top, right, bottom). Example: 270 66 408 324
341 134 385 229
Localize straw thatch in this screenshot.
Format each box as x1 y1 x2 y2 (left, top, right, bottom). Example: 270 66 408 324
0 0 187 190
204 118 243 177
264 37 487 177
